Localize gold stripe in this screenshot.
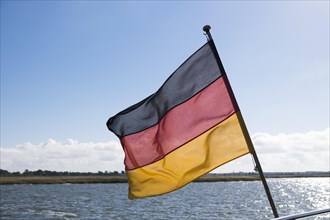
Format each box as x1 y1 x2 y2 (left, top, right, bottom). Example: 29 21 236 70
126 113 250 199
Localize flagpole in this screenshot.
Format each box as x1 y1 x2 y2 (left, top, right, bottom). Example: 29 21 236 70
203 25 279 218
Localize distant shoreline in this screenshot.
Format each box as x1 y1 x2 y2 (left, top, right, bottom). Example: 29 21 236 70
1 173 329 185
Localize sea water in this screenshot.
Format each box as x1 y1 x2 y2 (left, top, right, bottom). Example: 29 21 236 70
0 178 329 219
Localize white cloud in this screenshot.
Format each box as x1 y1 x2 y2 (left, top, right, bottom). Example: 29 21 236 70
0 139 125 173
217 128 329 173
252 128 329 172
1 128 329 173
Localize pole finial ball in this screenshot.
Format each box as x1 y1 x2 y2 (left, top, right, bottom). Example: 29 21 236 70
203 25 211 32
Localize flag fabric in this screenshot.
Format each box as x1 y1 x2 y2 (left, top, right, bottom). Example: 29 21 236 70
107 40 251 199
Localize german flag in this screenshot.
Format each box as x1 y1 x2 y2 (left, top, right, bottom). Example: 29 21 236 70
107 40 251 199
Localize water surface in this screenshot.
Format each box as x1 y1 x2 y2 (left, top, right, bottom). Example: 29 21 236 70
1 178 329 219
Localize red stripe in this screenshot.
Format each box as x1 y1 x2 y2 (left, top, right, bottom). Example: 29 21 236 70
121 77 235 170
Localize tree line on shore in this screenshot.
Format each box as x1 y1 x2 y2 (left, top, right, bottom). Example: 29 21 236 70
0 169 125 177
1 168 329 178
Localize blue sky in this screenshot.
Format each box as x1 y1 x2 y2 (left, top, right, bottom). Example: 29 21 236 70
1 1 329 172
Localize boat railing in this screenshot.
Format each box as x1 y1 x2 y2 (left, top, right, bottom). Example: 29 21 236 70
274 208 330 220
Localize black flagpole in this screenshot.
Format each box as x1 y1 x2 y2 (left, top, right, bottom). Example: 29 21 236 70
203 25 279 218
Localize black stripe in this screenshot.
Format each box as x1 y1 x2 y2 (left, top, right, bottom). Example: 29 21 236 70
107 42 223 137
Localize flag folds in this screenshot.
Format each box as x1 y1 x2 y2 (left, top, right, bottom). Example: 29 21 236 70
107 40 251 199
